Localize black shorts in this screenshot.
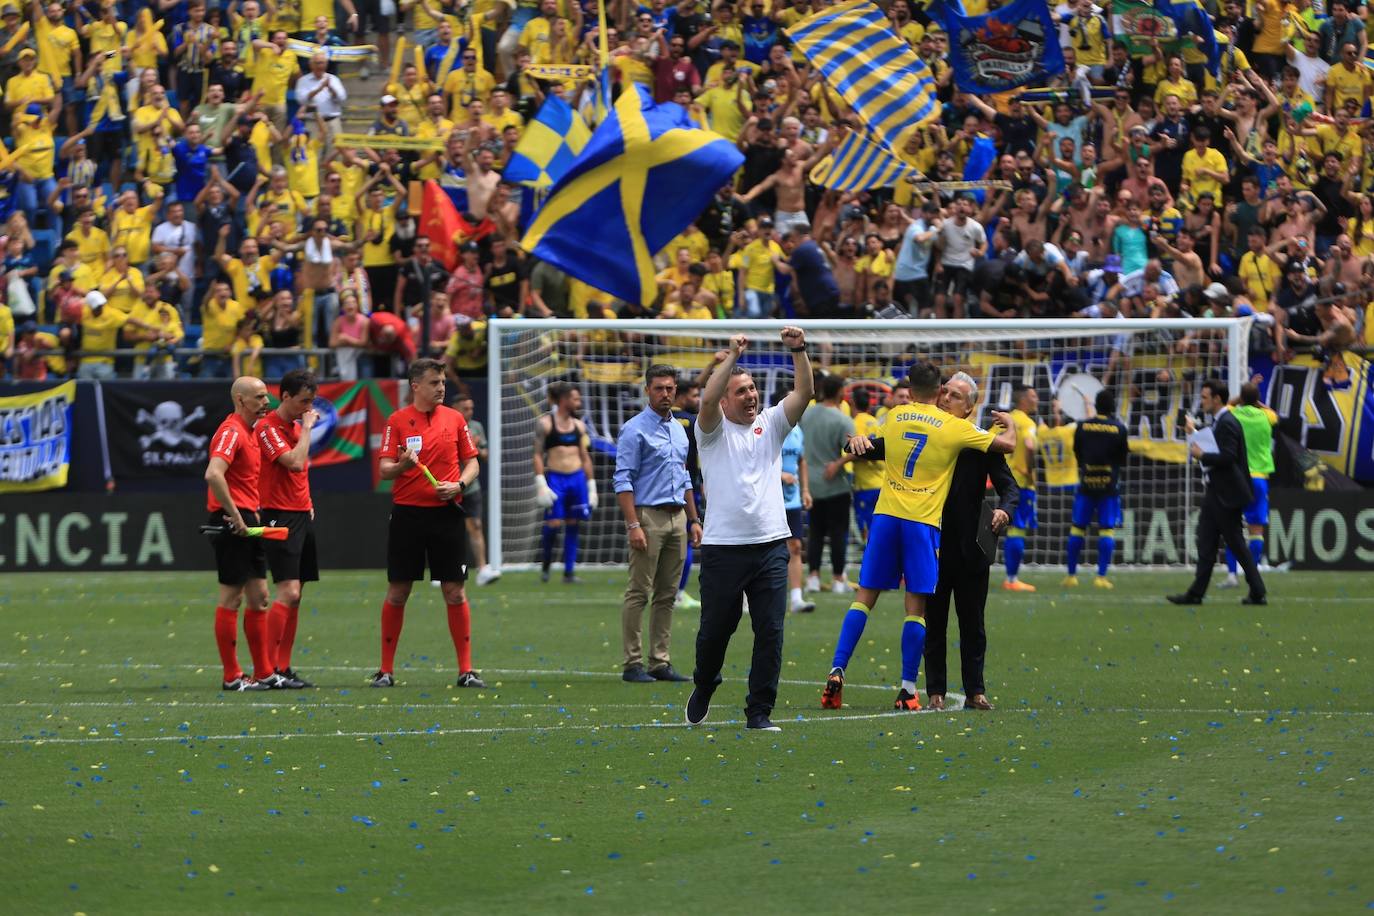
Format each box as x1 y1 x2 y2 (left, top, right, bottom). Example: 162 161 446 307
262 508 320 583
209 509 268 586
176 69 206 109
88 129 124 165
387 503 469 583
356 0 393 33
786 508 804 542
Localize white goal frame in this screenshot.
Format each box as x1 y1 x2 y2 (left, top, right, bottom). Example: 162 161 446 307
485 317 1252 570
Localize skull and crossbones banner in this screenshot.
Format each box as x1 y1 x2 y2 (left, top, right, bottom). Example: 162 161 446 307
102 384 229 478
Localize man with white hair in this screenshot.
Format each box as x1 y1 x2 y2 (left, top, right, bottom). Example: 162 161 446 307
294 50 348 158
921 371 1018 711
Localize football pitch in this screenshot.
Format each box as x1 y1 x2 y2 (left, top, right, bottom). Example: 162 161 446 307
2 569 1371 913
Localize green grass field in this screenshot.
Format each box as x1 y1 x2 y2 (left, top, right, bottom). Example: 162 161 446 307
2 568 1371 913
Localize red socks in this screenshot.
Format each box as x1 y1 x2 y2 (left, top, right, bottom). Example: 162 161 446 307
380 600 405 673
214 606 241 682
446 601 472 672
267 601 299 671
242 609 274 681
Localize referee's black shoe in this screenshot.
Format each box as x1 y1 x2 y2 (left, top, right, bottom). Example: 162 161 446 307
456 670 487 688
278 668 313 688
370 671 395 688
271 670 307 689
1166 593 1203 605
686 683 715 724
746 715 781 732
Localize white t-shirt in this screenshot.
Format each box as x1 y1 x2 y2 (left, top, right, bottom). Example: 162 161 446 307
697 402 794 546
151 220 200 278
938 218 986 270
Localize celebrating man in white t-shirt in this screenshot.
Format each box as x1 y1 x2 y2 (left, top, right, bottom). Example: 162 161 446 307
686 326 814 732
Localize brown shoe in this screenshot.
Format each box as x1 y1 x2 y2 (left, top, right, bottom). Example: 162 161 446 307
964 694 994 710
927 694 946 710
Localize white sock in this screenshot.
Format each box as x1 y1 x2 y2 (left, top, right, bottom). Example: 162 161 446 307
1007 575 1017 583
901 679 917 694
790 587 803 605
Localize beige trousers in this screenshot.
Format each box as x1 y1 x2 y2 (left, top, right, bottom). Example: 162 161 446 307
621 506 686 671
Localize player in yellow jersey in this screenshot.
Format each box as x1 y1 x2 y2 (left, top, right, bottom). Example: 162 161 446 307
1004 385 1040 591
821 363 1015 712
1036 399 1079 583
850 389 884 542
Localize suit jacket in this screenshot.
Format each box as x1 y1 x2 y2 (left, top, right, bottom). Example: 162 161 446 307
1201 409 1254 510
939 448 1019 571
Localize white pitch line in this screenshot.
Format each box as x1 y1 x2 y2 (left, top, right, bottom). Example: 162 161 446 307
0 708 952 745
0 663 898 692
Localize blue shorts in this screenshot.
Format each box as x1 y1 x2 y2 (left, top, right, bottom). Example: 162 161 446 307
1072 492 1123 530
858 515 941 595
61 77 85 105
1243 477 1270 527
544 469 591 522
853 488 880 536
1011 488 1038 530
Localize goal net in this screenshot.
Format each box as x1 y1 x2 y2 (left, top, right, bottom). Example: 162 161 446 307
486 318 1250 572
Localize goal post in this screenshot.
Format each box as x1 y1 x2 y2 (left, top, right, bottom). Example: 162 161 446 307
486 317 1252 572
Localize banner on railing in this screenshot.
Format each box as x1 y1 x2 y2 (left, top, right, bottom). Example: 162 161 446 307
0 381 75 493
101 383 231 479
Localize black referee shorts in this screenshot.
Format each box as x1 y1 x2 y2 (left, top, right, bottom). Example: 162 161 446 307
208 509 268 586
262 508 320 584
387 503 469 584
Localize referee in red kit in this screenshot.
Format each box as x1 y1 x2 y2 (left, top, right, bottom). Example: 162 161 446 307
257 368 321 688
204 375 293 691
372 358 485 688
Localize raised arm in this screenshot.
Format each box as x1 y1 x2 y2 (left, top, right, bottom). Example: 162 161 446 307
779 326 814 426
698 334 747 435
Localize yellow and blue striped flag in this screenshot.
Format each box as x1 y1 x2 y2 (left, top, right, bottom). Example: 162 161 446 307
810 131 924 191
521 85 744 305
503 96 592 189
786 0 941 158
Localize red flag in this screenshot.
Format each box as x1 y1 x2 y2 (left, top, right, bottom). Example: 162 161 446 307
421 179 461 270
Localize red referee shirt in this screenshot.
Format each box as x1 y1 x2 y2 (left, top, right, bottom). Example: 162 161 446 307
380 403 479 507
207 412 261 513
257 410 313 512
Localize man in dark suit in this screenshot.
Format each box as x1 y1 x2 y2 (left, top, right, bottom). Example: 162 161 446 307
1168 379 1268 605
924 372 1020 711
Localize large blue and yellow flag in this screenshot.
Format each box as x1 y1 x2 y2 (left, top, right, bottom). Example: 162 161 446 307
1155 0 1220 77
521 84 744 305
786 0 941 159
503 96 592 188
809 131 924 191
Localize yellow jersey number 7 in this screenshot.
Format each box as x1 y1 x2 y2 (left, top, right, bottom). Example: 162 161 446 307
903 431 928 477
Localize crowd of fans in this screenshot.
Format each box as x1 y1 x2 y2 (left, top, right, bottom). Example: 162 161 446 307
0 0 1372 383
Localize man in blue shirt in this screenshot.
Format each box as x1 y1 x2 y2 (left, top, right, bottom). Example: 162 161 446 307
614 364 702 684
173 123 214 204
780 421 815 614
780 228 840 317
893 199 941 315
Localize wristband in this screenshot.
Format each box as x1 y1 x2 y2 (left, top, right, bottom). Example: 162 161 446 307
626 522 642 530
789 346 807 352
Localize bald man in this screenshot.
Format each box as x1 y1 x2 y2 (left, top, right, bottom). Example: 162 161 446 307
204 376 302 691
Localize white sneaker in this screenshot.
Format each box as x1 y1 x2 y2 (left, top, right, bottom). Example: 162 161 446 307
830 580 851 594
359 63 371 79
430 579 442 587
805 574 821 594
475 565 501 586
1259 562 1291 573
674 590 701 610
1218 575 1239 589
741 594 751 616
